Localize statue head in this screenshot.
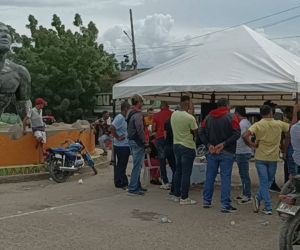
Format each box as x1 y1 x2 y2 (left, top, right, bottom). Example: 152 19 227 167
0 22 11 54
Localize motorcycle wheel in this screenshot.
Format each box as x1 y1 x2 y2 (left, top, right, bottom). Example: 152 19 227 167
48 159 70 183
279 212 300 250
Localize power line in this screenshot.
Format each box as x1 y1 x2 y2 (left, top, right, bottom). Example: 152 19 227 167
260 13 300 29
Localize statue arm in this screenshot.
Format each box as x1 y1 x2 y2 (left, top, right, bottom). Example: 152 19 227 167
15 65 32 119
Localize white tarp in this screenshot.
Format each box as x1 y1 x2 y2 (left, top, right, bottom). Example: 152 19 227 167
113 25 300 99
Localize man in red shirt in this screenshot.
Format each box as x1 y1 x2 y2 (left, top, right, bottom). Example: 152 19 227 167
153 102 173 189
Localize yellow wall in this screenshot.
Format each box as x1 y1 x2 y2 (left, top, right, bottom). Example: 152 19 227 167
0 129 95 166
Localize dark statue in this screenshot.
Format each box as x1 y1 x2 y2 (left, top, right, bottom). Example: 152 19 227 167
0 22 31 119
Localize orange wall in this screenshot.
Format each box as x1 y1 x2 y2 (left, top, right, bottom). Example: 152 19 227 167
0 129 95 167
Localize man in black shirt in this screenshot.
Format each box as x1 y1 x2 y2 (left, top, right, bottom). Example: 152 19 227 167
164 119 176 194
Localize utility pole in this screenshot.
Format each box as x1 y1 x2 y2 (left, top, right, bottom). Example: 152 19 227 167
129 9 137 70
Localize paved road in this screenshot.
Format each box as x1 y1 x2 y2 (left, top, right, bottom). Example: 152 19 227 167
0 164 284 250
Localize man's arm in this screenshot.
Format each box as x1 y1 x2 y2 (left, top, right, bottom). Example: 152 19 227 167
243 130 258 148
111 125 125 141
134 113 146 145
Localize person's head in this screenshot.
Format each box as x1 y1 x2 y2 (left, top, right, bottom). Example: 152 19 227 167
147 107 154 117
235 106 247 118
131 94 144 109
217 98 230 108
102 111 110 120
263 100 276 115
121 100 130 114
260 105 273 118
160 101 169 109
180 95 191 111
0 22 11 54
35 98 47 110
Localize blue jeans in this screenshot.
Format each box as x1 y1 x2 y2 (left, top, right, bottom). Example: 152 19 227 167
113 146 130 188
255 160 277 211
173 144 196 199
287 145 299 177
156 138 169 184
128 140 145 193
203 153 234 209
164 144 176 192
236 153 252 198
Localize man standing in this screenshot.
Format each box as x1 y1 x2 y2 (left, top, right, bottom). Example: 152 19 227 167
23 98 48 163
199 98 240 213
153 102 173 190
127 94 147 196
234 107 253 204
290 110 300 177
243 105 293 215
98 111 112 156
171 96 198 205
111 101 131 189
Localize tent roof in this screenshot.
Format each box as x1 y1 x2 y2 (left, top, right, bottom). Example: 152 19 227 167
113 25 300 99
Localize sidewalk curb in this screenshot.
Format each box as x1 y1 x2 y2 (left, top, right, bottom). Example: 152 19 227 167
0 160 110 184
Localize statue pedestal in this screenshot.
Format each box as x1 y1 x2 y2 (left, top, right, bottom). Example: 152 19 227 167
0 122 95 167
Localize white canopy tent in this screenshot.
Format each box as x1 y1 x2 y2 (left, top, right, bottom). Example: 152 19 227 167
113 25 300 105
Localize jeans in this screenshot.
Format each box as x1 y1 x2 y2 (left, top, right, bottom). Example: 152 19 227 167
156 138 169 184
287 145 299 177
203 153 234 209
236 153 252 198
98 134 112 153
113 146 130 188
128 140 145 193
164 144 176 192
173 144 196 199
255 160 277 211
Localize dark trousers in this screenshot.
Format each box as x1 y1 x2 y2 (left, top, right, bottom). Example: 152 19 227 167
165 144 176 192
156 138 169 184
173 144 196 199
114 146 130 188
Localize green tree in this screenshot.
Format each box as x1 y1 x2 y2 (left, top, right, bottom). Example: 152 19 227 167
12 14 119 123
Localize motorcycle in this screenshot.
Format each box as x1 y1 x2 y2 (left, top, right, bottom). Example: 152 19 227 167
46 129 98 183
277 178 300 250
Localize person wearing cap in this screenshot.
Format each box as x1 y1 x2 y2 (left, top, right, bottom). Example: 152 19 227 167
127 94 148 196
23 97 48 148
234 106 253 205
152 102 173 190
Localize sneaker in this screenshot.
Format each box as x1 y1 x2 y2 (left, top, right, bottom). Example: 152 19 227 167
180 198 197 205
221 206 237 213
127 191 145 196
160 183 171 190
253 196 260 213
235 195 244 201
150 180 162 185
140 187 148 192
203 203 212 208
238 197 252 205
171 196 180 202
169 191 175 196
262 208 273 215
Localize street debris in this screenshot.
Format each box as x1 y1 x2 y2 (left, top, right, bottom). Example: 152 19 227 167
230 221 236 225
160 216 172 223
78 178 83 184
261 221 270 226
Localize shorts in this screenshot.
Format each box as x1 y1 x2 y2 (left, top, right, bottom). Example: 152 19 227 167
33 130 47 144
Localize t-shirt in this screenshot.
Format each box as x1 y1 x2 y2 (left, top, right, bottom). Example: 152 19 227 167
111 114 129 147
249 118 289 161
236 118 252 155
291 121 300 166
164 119 173 145
153 108 173 139
27 107 44 128
171 111 198 149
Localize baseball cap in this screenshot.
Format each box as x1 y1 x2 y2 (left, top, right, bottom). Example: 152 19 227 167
35 98 48 106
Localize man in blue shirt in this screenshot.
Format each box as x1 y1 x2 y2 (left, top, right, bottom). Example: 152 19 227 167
111 101 131 189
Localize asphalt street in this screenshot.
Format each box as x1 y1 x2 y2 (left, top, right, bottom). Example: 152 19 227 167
0 163 285 250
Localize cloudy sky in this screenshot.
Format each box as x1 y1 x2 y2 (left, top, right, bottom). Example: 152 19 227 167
1 0 300 67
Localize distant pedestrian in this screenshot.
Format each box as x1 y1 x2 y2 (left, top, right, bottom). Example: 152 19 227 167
243 105 296 215
111 101 131 189
127 94 148 196
153 102 173 190
234 106 253 205
200 98 240 213
171 95 198 205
